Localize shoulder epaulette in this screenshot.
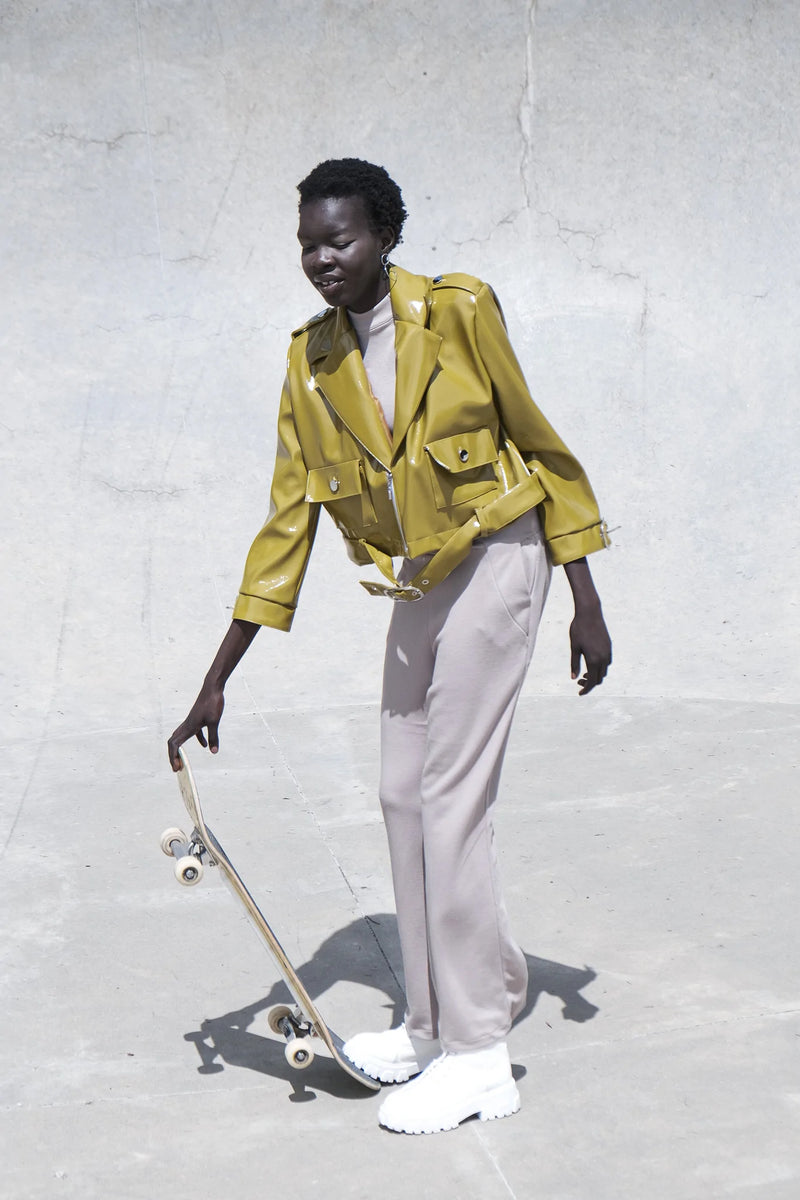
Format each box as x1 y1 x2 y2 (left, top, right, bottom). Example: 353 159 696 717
430 273 484 294
291 307 333 339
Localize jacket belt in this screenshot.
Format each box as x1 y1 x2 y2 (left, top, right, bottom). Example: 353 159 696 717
358 473 544 602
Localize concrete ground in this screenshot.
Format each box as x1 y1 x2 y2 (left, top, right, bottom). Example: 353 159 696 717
3 1 800 1196
3 694 798 1199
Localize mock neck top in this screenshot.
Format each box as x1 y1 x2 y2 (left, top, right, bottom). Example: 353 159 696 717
347 291 396 434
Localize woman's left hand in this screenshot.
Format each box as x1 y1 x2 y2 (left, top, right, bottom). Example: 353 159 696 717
560 556 613 694
569 608 612 695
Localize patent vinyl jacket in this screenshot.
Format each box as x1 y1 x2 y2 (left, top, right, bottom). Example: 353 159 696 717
232 266 608 631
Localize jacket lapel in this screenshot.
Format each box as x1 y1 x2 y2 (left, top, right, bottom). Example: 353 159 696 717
389 268 442 458
392 323 441 457
309 307 392 464
305 268 442 466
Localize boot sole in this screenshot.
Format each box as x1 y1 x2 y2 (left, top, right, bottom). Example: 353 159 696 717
345 1056 421 1085
379 1079 521 1134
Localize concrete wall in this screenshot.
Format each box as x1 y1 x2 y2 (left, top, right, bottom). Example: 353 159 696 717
3 0 798 752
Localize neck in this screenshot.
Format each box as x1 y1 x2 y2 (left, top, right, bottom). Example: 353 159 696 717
348 274 390 314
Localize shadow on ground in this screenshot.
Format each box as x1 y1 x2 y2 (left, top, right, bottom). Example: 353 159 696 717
183 913 599 1097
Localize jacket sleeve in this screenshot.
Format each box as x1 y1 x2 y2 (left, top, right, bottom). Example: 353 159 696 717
473 283 608 565
231 376 321 630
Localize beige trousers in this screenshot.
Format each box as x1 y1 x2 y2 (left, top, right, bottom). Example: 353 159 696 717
379 509 552 1052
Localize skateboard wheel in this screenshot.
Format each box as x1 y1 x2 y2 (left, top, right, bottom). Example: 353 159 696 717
285 1037 314 1069
267 1005 294 1036
160 827 187 857
174 855 204 886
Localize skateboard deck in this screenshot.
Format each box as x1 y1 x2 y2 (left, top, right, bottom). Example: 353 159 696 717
161 747 380 1091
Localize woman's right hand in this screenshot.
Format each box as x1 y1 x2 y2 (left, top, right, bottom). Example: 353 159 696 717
166 618 260 771
167 682 225 771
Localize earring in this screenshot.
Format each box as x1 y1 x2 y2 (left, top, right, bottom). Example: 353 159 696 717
380 250 390 278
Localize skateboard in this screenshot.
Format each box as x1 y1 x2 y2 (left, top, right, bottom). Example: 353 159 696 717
160 747 380 1091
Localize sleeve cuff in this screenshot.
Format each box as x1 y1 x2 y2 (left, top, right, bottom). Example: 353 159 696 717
547 521 611 566
232 593 296 631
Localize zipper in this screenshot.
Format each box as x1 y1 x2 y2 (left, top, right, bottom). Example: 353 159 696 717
385 470 410 557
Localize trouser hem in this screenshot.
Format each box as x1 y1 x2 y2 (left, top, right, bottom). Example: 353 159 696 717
439 1027 511 1054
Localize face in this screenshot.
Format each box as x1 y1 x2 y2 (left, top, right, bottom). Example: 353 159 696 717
297 195 393 313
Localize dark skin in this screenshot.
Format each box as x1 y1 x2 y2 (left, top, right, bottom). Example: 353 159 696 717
564 557 612 694
167 195 612 770
298 194 394 313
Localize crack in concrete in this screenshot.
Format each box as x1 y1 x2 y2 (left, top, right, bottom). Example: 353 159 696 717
555 222 602 252
536 209 642 281
0 395 92 862
98 481 183 499
43 126 153 152
473 1123 519 1198
447 209 523 258
746 0 760 33
590 263 641 282
133 0 166 288
639 281 650 338
516 0 537 211
143 313 201 324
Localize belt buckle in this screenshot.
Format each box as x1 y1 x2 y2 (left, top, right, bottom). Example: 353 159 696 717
361 580 425 601
392 585 424 603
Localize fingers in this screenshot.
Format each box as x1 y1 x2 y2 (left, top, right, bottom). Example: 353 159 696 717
577 671 598 696
167 732 185 772
207 721 220 755
577 655 611 695
570 645 582 681
167 709 222 770
167 721 208 771
194 726 219 753
571 646 607 690
570 612 612 694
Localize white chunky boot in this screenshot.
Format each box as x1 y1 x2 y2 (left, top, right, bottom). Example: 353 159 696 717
377 1042 519 1134
342 1024 441 1084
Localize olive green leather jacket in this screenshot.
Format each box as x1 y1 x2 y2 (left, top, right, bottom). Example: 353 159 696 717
233 266 608 631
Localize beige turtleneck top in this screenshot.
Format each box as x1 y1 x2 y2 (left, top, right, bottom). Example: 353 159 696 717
347 290 397 436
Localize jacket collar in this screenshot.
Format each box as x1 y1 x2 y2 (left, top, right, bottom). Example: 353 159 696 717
305 266 442 466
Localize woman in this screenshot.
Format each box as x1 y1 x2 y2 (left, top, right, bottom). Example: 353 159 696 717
168 158 612 1135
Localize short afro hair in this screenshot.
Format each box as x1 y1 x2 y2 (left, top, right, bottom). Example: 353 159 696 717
297 158 408 248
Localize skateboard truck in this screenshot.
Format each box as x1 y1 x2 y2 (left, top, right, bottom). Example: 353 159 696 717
267 1005 316 1069
159 827 206 885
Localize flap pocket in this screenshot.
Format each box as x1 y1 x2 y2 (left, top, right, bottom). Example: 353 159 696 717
305 459 364 502
425 427 498 474
424 427 499 511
